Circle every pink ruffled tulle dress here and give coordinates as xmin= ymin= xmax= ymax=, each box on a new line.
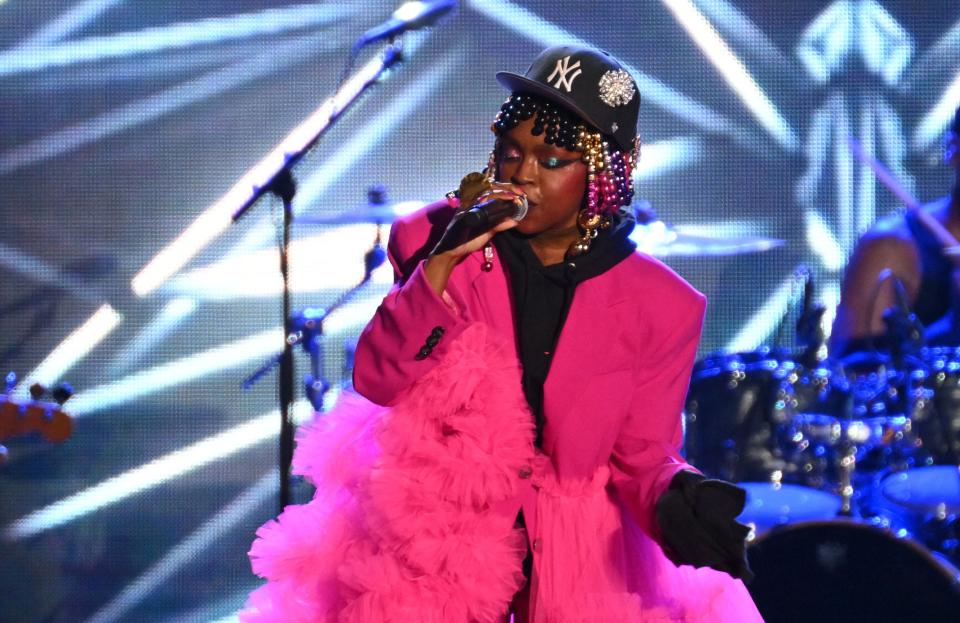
xmin=240 ymin=323 xmax=763 ymax=622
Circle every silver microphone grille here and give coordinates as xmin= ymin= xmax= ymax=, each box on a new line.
xmin=512 ymin=195 xmax=529 ymax=221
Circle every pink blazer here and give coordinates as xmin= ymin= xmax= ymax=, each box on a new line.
xmin=353 ymin=199 xmax=705 ymax=547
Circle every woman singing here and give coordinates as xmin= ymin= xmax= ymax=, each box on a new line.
xmin=242 ymin=45 xmax=762 ymax=622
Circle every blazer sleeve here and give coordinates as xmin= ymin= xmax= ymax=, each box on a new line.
xmin=609 ymin=289 xmax=706 ymax=544
xmin=352 ymin=214 xmax=475 ymax=406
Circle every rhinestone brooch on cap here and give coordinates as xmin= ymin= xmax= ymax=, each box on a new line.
xmin=598 ymin=69 xmax=635 ymax=107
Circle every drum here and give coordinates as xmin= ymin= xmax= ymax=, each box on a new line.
xmin=843 ymin=414 xmax=918 ymax=472
xmin=685 ymin=350 xmax=849 ymax=487
xmin=775 ymin=412 xmax=842 ymax=490
xmin=738 ymin=482 xmax=841 ymax=534
xmin=686 ymin=348 xmax=923 ymax=525
xmin=867 ymin=465 xmax=960 ymax=565
xmin=684 ymin=348 xmax=789 ymax=483
xmin=687 ymin=350 xmax=849 ymax=527
xmin=747 ymin=520 xmax=960 ymax=623
xmin=909 ymin=348 xmax=960 ymax=465
xmin=776 ymin=358 xmax=850 ymax=423
xmin=839 ymin=350 xmax=911 ymax=420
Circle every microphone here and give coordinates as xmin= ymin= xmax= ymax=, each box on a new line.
xmin=880 ymin=270 xmax=925 ymax=359
xmin=433 ymin=196 xmax=528 ymax=254
xmin=794 ymin=266 xmax=826 ymax=366
xmin=352 ymin=1 xmax=456 ymax=53
xmin=802 ymin=269 xmax=813 ymax=315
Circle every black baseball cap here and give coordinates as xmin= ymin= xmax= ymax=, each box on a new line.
xmin=496 ymin=45 xmax=640 ymax=152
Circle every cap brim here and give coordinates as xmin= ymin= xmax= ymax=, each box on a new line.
xmin=495 ymin=71 xmax=604 ymax=136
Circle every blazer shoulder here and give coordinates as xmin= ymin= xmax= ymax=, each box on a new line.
xmin=618 ymin=251 xmax=705 ymax=308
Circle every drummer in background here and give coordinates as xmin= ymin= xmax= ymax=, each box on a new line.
xmin=831 ymin=106 xmax=960 ymax=355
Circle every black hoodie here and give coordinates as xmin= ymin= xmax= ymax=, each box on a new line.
xmin=493 ymin=209 xmax=637 ymax=447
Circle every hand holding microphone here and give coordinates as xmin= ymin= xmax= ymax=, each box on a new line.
xmin=424 ymin=174 xmax=527 ymax=296
xmin=432 ymin=192 xmax=528 ymax=255
xmin=431 ymin=171 xmax=527 ymax=258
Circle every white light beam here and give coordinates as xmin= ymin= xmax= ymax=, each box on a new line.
xmin=132 ymin=46 xmax=456 ymax=296
xmin=68 ymin=328 xmax=284 ymax=417
xmin=694 ymin=0 xmax=797 ymax=70
xmin=661 ymin=0 xmax=799 ymax=151
xmin=83 ymin=471 xmax=276 ymax=623
xmin=467 ymin=0 xmax=748 ymax=140
xmin=726 ymin=274 xmax=800 ymax=352
xmin=0 ymin=34 xmax=329 ymax=178
xmin=129 ymin=45 xmax=407 ymax=297
xmin=13 ymin=0 xmax=127 ymax=50
xmin=4 ymin=403 xmax=310 ymax=540
xmin=805 ymin=209 xmax=846 ymax=271
xmin=14 ymin=304 xmax=121 ymax=399
xmin=0 ymin=3 xmax=354 ymax=77
xmin=0 ymin=242 xmax=103 ymax=302
xmin=913 ymin=69 xmax=960 ymax=152
xmin=107 ymin=297 xmax=198 ymax=374
xmin=69 ymin=297 xmax=378 ymax=417
xmin=635 ymin=137 xmax=704 ymax=180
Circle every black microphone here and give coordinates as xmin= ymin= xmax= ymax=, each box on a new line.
xmin=802 ymin=269 xmax=813 ymax=315
xmin=352 ymin=0 xmax=456 ymax=53
xmin=881 ymin=270 xmax=925 ymax=359
xmin=794 ymin=266 xmax=826 ymax=365
xmin=891 ymin=276 xmax=911 ymax=316
xmin=433 ymin=196 xmax=528 ymax=254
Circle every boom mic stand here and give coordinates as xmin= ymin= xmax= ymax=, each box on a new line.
xmin=228 ymin=42 xmax=403 ymax=512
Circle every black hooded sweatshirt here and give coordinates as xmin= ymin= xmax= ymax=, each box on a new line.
xmin=492 ymin=209 xmax=637 ymax=447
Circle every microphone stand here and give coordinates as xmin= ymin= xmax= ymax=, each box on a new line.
xmin=228 ymin=42 xmax=404 ymax=512
xmin=244 ymin=230 xmax=385 ymax=395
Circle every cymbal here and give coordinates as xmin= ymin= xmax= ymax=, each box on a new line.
xmin=295 ymin=205 xmax=402 ymax=225
xmin=632 ymin=221 xmax=785 ymax=257
xmin=297 ymin=202 xmax=785 ymax=257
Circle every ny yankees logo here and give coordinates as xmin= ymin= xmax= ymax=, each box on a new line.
xmin=547 ymin=55 xmax=582 ymax=92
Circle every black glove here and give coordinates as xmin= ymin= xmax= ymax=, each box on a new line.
xmin=655 ymin=470 xmax=754 ymax=582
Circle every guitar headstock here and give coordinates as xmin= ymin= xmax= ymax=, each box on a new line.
xmin=0 ymin=376 xmax=74 ymax=461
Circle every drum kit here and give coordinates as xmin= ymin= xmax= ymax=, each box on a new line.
xmin=684 ymin=339 xmax=960 ymax=610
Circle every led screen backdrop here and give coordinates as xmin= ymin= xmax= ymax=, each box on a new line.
xmin=2 ymin=1 xmax=959 ymax=621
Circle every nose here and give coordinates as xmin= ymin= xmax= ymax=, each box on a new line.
xmin=510 ymin=154 xmax=536 ymax=186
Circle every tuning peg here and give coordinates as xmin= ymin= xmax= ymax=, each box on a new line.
xmin=29 ymin=383 xmax=46 ymax=401
xmin=52 ymin=383 xmax=74 ymax=406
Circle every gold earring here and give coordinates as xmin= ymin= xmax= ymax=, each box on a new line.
xmin=567 ymin=209 xmax=609 ymax=258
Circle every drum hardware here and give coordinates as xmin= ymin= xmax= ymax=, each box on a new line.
xmin=837 ymin=441 xmax=856 ymax=515
xmin=685 ymin=345 xmax=933 ymax=531
xmin=294 ymin=185 xmax=411 ymax=227
xmin=794 ymin=266 xmax=827 ymax=370
xmin=879 ymin=270 xmax=926 ymax=363
xmin=241 ymin=199 xmax=389 ymax=412
xmin=687 ymin=342 xmax=960 ymax=576
xmin=684 ymin=348 xmax=791 ymax=484
xmin=908 ymin=350 xmax=960 ymax=465
xmin=685 ymin=350 xmax=852 ymax=532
